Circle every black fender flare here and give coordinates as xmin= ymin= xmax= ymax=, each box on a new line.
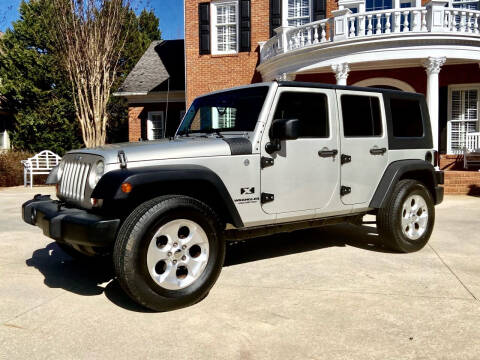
xmin=91 ymin=164 xmax=244 ymax=228
xmin=369 ymin=160 xmax=443 ymax=208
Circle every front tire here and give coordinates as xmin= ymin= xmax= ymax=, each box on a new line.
xmin=113 ymin=196 xmax=225 ymax=311
xmin=377 ymin=180 xmax=435 ymax=253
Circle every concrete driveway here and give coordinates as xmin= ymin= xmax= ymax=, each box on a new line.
xmin=0 ymin=186 xmax=479 ymax=359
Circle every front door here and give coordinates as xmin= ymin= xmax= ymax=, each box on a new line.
xmin=336 ymin=90 xmax=389 ymax=205
xmin=260 ymin=88 xmax=340 ymax=215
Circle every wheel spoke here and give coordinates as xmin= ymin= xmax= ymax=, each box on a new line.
xmin=162 ymin=263 xmax=181 ymax=288
xmin=186 ymin=254 xmax=207 ymax=278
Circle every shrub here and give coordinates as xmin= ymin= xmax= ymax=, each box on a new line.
xmin=0 ymin=150 xmax=36 ymax=187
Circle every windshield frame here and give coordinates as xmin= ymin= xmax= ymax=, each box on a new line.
xmin=176 ymin=85 xmax=271 ymax=136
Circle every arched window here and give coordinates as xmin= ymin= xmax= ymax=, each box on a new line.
xmin=352 ymin=78 xmax=416 ymax=92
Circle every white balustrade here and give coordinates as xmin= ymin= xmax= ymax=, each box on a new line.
xmin=260 ymin=6 xmax=480 ymax=63
xmin=466 ymin=132 xmax=480 ymax=151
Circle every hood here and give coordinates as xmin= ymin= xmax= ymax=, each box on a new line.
xmin=67 ymin=136 xmax=251 ymax=164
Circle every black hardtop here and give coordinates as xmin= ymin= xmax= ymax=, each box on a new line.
xmin=277 ymin=81 xmax=423 ymax=98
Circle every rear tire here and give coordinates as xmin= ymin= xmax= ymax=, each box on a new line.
xmin=113 ymin=195 xmax=225 ymax=312
xmin=377 ymin=180 xmax=435 ymax=253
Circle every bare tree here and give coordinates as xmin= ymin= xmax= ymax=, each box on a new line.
xmin=51 ymin=0 xmax=131 ymax=147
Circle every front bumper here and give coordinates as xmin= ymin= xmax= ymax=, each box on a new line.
xmin=22 ymin=195 xmax=120 ymax=247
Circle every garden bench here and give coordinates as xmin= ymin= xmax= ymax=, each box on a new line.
xmin=21 ymin=150 xmax=61 ymax=187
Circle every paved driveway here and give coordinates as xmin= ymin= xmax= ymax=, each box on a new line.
xmin=0 ymin=186 xmax=479 ymax=359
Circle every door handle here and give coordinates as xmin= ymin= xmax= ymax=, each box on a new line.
xmin=318 ymin=148 xmax=338 ymax=158
xmin=370 ymin=147 xmax=387 ymax=155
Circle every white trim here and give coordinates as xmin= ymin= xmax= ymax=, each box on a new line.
xmin=211 ymin=0 xmax=239 ymax=55
xmin=258 ymin=33 xmax=480 ymax=81
xmin=147 ymin=111 xmax=165 ymax=140
xmin=447 ymin=83 xmax=480 ymax=154
xmin=352 ymin=77 xmax=416 ymax=92
xmin=282 ymin=0 xmax=313 ymax=27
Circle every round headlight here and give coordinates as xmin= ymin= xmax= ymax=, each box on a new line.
xmin=57 ymin=161 xmax=65 ymax=181
xmin=89 ymin=160 xmax=105 ymax=188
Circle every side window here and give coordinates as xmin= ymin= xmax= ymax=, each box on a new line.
xmin=273 ymin=92 xmax=329 ymax=138
xmin=341 ymin=95 xmax=382 ymax=137
xmin=390 ymin=98 xmax=424 ymax=137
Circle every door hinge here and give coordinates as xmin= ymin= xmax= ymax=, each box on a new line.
xmin=261 ymin=156 xmax=274 ymax=169
xmin=340 ymin=186 xmax=351 ymax=196
xmin=261 ymin=193 xmax=274 ymax=204
xmin=341 ymin=154 xmax=351 ymax=165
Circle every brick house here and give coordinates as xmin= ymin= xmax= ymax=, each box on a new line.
xmin=185 ymin=0 xmax=480 ymax=193
xmin=115 ymin=40 xmax=186 ymax=141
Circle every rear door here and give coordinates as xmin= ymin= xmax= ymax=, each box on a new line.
xmin=336 ymin=90 xmax=389 ymax=205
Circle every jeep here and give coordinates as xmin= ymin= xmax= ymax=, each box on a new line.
xmin=22 ymin=81 xmax=444 ymax=311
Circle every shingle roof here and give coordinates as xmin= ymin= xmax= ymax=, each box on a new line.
xmin=116 ymin=39 xmax=185 ymax=95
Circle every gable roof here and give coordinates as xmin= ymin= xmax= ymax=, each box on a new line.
xmin=115 ymin=39 xmax=185 ymax=95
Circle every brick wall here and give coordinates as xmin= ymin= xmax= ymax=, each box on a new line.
xmin=444 ymin=171 xmax=480 ymax=195
xmin=185 ymin=0 xmax=269 ymax=106
xmin=128 ymin=102 xmax=186 ymax=142
xmin=186 ymin=0 xmax=343 ymax=106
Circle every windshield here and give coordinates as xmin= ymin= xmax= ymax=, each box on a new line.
xmin=177 ymin=86 xmax=270 ymax=135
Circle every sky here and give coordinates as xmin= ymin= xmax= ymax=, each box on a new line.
xmin=0 ymin=0 xmax=184 ymax=40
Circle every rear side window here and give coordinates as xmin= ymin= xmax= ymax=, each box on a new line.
xmin=273 ymin=92 xmax=329 ymax=138
xmin=341 ymin=95 xmax=382 ymax=137
xmin=390 ymin=98 xmax=424 ymax=137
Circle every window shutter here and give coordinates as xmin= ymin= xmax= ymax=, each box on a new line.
xmin=312 ymin=0 xmax=326 ymax=21
xmin=270 ymin=0 xmax=282 ymax=37
xmin=239 ymin=0 xmax=251 ymax=52
xmin=199 ymin=2 xmax=210 ymax=55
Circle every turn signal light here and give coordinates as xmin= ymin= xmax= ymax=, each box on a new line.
xmin=121 ymin=182 xmax=132 ymax=193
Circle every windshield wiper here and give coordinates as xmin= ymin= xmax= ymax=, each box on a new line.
xmin=203 ymin=128 xmax=224 ymax=138
xmin=177 ymin=129 xmax=190 ymax=137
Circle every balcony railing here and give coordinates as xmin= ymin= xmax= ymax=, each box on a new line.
xmin=260 ymin=5 xmax=480 ymax=63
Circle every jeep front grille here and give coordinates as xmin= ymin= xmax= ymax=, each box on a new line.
xmin=59 ymin=160 xmax=91 ymax=201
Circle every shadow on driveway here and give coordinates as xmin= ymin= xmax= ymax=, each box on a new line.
xmin=26 ymin=224 xmax=392 ymax=312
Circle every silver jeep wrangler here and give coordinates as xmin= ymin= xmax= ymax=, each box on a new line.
xmin=22 ymin=81 xmax=444 ymax=311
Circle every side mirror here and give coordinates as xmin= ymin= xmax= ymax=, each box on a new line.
xmin=265 ymin=119 xmax=300 ymax=154
xmin=271 ymin=118 xmax=300 ymax=140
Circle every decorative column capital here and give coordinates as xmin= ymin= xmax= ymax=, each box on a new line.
xmin=423 ymin=57 xmax=446 ymax=75
xmin=331 ymin=63 xmax=350 ymax=82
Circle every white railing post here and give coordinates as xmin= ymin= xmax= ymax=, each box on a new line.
xmin=367 ymin=14 xmax=373 ymax=35
xmin=358 ymin=15 xmax=366 ymax=36
xmin=425 ymin=0 xmax=449 ymax=32
xmin=393 ymin=11 xmax=401 ymax=33
xmin=385 ymin=12 xmax=392 ymax=34
xmin=330 ymin=8 xmax=353 ymax=41
xmin=376 ymin=13 xmax=382 ymax=34
xmin=274 ymin=26 xmax=294 ymax=54
xmin=403 ymin=10 xmax=410 ymax=32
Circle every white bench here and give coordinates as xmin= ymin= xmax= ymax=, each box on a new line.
xmin=21 ymin=150 xmax=61 ymax=187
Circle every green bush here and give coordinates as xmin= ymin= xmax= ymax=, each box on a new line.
xmin=0 ymin=150 xmax=35 ymax=187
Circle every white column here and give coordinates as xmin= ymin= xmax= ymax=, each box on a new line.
xmin=423 ymin=56 xmax=446 ymax=151
xmin=331 ymin=63 xmax=350 ymax=85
